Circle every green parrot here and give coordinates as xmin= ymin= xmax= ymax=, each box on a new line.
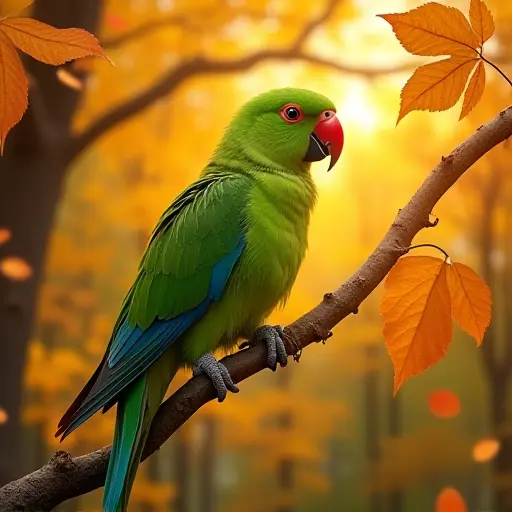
xmin=56 ymin=87 xmax=344 ymax=512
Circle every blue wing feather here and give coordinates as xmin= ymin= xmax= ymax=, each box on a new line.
xmin=57 ymin=237 xmax=245 ymax=440
xmin=108 ymin=236 xmax=244 ymax=367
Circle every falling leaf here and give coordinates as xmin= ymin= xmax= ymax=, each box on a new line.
xmin=0 ymin=228 xmax=11 ymax=245
xmin=378 ymin=3 xmax=479 ymax=58
xmin=446 ymin=261 xmax=491 ymax=344
xmin=435 ymin=487 xmax=467 ymax=512
xmin=0 ymin=30 xmax=28 ymax=154
xmin=381 ymin=256 xmax=452 ymax=393
xmin=0 ymin=256 xmax=32 ymax=280
xmin=105 ymin=11 xmax=129 ymax=31
xmin=469 ymin=0 xmax=495 ymax=45
xmin=473 ymin=438 xmax=500 ymax=462
xmin=0 ymin=407 xmax=8 ymax=425
xmin=428 ymin=389 xmax=461 ymax=418
xmin=398 ymin=56 xmax=477 ymax=123
xmin=459 ymin=60 xmax=486 ymax=120
xmin=0 ymin=18 xmax=110 ymax=65
xmin=56 ymin=68 xmax=83 ymax=90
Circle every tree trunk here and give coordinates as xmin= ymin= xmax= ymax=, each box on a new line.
xmin=198 ymin=417 xmax=217 ymax=512
xmin=363 ymin=344 xmax=383 ymax=512
xmin=174 ymin=429 xmax=191 ymax=512
xmin=0 ymin=146 xmax=67 ymax=485
xmin=387 ymin=369 xmax=402 ymax=512
xmin=276 ymin=369 xmax=294 ymax=512
xmin=490 ymin=369 xmax=512 ymax=512
xmin=0 ymin=0 xmax=103 ymax=485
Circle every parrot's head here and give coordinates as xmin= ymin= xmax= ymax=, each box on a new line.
xmin=218 ymin=88 xmax=344 ymax=172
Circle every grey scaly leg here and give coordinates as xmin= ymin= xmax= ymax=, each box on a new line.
xmin=250 ymin=325 xmax=288 ymax=371
xmin=193 ymin=353 xmax=239 ymax=402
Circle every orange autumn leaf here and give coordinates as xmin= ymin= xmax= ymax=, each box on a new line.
xmin=397 ymin=56 xmax=477 ymax=122
xmin=0 ymin=18 xmax=110 ymax=65
xmin=435 ymin=487 xmax=467 ymax=512
xmin=380 ymin=1 xmax=503 ymax=122
xmin=0 ymin=407 xmax=8 ymax=425
xmin=0 ymin=30 xmax=27 ymax=155
xmin=378 ymin=3 xmax=479 ymax=58
xmin=472 ymin=438 xmax=500 ymax=462
xmin=0 ymin=16 xmax=110 ymax=152
xmin=446 ymin=261 xmax=491 ymax=344
xmin=460 ymin=60 xmax=486 ymax=120
xmin=428 ymin=389 xmax=461 ymax=418
xmin=469 ymin=0 xmax=495 ymax=45
xmin=0 ymin=256 xmax=32 ymax=280
xmin=380 ymin=256 xmax=452 ymax=393
xmin=56 ymin=68 xmax=83 ymax=91
xmin=0 ymin=228 xmax=11 ymax=245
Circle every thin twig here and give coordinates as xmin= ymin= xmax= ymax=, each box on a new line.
xmin=480 ymin=54 xmax=512 ymax=88
xmin=407 ymin=243 xmax=450 ymax=260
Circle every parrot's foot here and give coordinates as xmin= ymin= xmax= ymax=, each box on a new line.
xmin=193 ymin=353 xmax=239 ymax=402
xmin=251 ymin=325 xmax=288 ymax=371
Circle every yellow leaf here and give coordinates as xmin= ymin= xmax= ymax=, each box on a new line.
xmin=0 ymin=18 xmax=111 ymax=65
xmin=0 ymin=228 xmax=11 ymax=245
xmin=380 ymin=256 xmax=452 ymax=393
xmin=472 ymin=438 xmax=500 ymax=462
xmin=0 ymin=256 xmax=32 ymax=280
xmin=378 ymin=3 xmax=479 ymax=58
xmin=398 ymin=57 xmax=477 ymax=123
xmin=469 ymin=0 xmax=495 ymax=45
xmin=0 ymin=30 xmax=27 ymax=154
xmin=446 ymin=261 xmax=491 ymax=344
xmin=56 ymin=67 xmax=82 ymax=90
xmin=459 ymin=60 xmax=486 ymax=120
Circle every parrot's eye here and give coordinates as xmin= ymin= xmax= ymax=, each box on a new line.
xmin=280 ymin=104 xmax=304 ymax=123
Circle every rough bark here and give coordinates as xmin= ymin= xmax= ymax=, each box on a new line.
xmin=1 ymin=106 xmax=510 ymax=512
xmin=0 ymin=1 xmax=104 ymax=486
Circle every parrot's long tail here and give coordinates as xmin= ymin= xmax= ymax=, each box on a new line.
xmin=103 ymin=352 xmax=179 ymax=512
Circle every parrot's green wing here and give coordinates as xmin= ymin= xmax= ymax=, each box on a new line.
xmin=56 ymin=170 xmax=250 ymax=438
xmin=127 ymin=171 xmax=247 ymax=329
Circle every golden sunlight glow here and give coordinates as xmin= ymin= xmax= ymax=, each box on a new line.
xmin=335 ymin=79 xmax=379 ymax=131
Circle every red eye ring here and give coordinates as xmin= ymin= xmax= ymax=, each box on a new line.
xmin=280 ymin=103 xmax=304 ymax=123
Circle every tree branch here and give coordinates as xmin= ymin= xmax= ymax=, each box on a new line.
xmin=101 ymin=6 xmax=283 ymax=49
xmin=68 ymin=0 xmax=411 ymax=164
xmin=2 ymin=106 xmax=511 ymax=511
xmin=102 ymin=13 xmax=203 ymax=49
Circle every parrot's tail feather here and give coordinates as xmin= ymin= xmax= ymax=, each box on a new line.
xmin=103 ymin=353 xmax=179 ymax=512
xmin=103 ymin=377 xmax=146 ymax=512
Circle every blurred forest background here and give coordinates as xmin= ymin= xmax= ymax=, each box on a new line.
xmin=0 ymin=0 xmax=510 ymax=510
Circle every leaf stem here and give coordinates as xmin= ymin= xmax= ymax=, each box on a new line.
xmin=407 ymin=243 xmax=450 ymax=261
xmin=479 ymin=53 xmax=512 ymax=88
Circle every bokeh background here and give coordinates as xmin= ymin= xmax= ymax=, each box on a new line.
xmin=0 ymin=0 xmax=511 ymax=510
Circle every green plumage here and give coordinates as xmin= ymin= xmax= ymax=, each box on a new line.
xmin=56 ymin=88 xmax=337 ymax=512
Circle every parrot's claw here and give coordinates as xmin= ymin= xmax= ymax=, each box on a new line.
xmin=193 ymin=353 xmax=239 ymax=402
xmin=252 ymin=325 xmax=288 ymax=371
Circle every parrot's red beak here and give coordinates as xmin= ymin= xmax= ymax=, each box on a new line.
xmin=303 ymin=110 xmax=344 ymax=171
